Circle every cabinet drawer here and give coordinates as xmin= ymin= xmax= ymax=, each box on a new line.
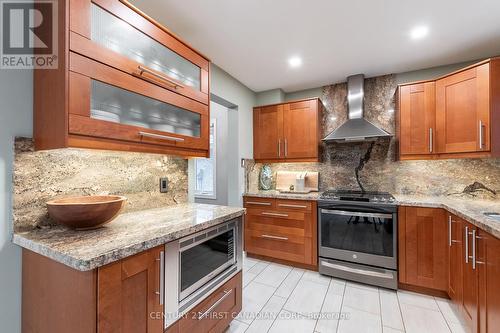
xmin=243 ymin=197 xmax=276 ymax=209
xmin=68 ymin=52 xmax=209 ymax=152
xmin=245 ymin=229 xmax=312 ymax=264
xmin=179 ymin=272 xmax=242 ymax=333
xmin=69 ymin=0 xmax=209 ymax=105
xmin=245 ymin=210 xmax=311 ymax=237
xmin=276 ymin=199 xmax=313 ymax=212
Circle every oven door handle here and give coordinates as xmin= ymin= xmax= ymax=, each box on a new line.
xmin=321 ymin=209 xmax=393 ymax=219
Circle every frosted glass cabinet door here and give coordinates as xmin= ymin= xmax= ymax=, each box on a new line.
xmin=68 ymin=52 xmax=209 ymax=154
xmin=69 ymin=0 xmax=210 ymax=105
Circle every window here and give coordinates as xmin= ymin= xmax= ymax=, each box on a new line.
xmin=194 ymin=119 xmax=216 ymax=198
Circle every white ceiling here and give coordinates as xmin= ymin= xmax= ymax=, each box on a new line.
xmin=132 ymin=0 xmax=500 ymax=92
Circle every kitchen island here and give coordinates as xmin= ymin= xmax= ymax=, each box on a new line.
xmin=13 ymin=203 xmax=245 ymax=333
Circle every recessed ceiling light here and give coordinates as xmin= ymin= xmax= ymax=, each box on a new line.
xmin=288 ymin=56 xmax=302 ymax=68
xmin=410 ymin=25 xmax=429 ymax=40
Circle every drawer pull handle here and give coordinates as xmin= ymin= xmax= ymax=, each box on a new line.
xmin=138 ymin=65 xmax=184 ymax=89
xmin=261 ymin=234 xmax=289 ymax=241
xmin=261 ymin=212 xmax=289 ymax=217
xmin=197 ymin=289 xmax=232 ymax=320
xmin=278 ymin=204 xmax=308 ymax=209
xmin=139 ymin=131 xmax=185 ymax=142
xmin=246 ymin=201 xmax=272 ymax=206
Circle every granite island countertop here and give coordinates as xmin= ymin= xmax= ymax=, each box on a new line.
xmin=244 ymin=191 xmax=500 ymax=238
xmin=12 ymin=203 xmax=245 ymax=271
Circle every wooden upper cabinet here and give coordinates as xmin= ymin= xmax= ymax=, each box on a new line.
xmin=253 ymin=105 xmax=283 ymax=160
xmin=253 ymin=98 xmax=321 ymax=162
xmin=398 ymin=206 xmax=448 ymax=292
xmin=34 ymin=0 xmax=210 ymax=157
xmin=69 ymin=0 xmax=209 ymax=105
xmin=477 ymin=229 xmax=500 ymax=333
xmin=398 ymin=82 xmax=436 ymax=157
xmin=283 ymin=100 xmax=320 ymax=159
xmin=98 ymin=246 xmax=164 ymax=333
xmin=436 ymin=63 xmax=490 ymax=154
xmin=397 ymin=58 xmax=500 ymax=160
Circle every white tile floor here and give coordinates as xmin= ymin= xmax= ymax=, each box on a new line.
xmin=228 ymin=255 xmax=469 ymax=333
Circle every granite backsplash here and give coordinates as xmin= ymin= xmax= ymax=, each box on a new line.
xmin=246 ymin=74 xmax=500 ymax=200
xmin=13 ymin=138 xmax=188 ymax=232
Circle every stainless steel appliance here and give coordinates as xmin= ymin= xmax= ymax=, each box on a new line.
xmin=164 ymin=217 xmax=243 ymax=328
xmin=318 ymin=190 xmax=398 ymax=289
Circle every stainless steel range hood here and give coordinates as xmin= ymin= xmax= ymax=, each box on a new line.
xmin=322 ymin=74 xmax=392 ymax=142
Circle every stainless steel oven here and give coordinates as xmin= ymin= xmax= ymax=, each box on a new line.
xmin=318 ymin=195 xmax=398 ymax=289
xmin=164 ymin=217 xmax=243 ymax=328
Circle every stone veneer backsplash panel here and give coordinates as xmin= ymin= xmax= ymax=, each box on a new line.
xmin=13 ymin=138 xmax=188 ymax=232
xmin=246 ymin=74 xmax=500 ymax=200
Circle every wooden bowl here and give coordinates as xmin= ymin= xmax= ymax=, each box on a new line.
xmin=46 ymin=195 xmax=127 ymax=230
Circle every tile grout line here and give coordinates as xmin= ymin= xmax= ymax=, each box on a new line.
xmin=335 ymin=277 xmax=348 ymax=333
xmin=433 ymin=296 xmax=455 ymax=333
xmin=395 ymin=291 xmax=407 ymax=333
xmin=313 ymin=276 xmax=333 ymax=333
xmin=377 ymin=287 xmax=384 ymax=333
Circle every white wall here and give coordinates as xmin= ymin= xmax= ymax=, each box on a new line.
xmin=0 ymin=69 xmax=33 ymax=333
xmin=210 ymin=64 xmax=256 ymax=206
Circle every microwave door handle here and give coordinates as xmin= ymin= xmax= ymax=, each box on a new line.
xmin=321 ymin=209 xmax=393 ymax=219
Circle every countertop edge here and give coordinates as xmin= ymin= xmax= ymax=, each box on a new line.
xmin=12 ymin=209 xmax=245 ymax=271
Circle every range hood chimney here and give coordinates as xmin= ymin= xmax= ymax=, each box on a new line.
xmin=322 ymin=74 xmax=392 ymax=142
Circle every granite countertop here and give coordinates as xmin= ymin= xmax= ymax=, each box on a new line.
xmin=244 ymin=190 xmax=499 ymax=238
xmin=12 ymin=203 xmax=245 ymax=271
xmin=243 ymin=190 xmax=321 ymax=200
xmin=394 ymin=195 xmax=500 ymax=239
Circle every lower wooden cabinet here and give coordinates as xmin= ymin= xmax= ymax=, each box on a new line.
xmin=448 ymin=214 xmax=464 ymax=306
xmin=398 ymin=206 xmax=448 ymax=292
xmin=97 ymin=246 xmax=164 ymax=333
xmin=478 ymin=229 xmax=500 ymax=333
xmin=243 ymin=196 xmax=317 ymax=267
xmin=462 ymin=221 xmax=479 ymax=333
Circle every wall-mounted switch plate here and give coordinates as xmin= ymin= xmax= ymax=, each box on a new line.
xmin=160 ymin=177 xmax=168 ymax=193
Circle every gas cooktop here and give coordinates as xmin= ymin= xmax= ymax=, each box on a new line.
xmin=319 ymin=189 xmax=396 ymax=204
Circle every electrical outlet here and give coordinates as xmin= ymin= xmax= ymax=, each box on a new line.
xmin=160 ymin=177 xmax=168 ymax=193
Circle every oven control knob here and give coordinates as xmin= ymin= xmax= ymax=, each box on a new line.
xmin=372 ymin=197 xmax=379 ymax=202
xmin=352 ymin=254 xmax=358 ymax=259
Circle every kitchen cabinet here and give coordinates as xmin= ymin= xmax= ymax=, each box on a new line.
xmin=436 ymin=63 xmax=490 ymax=155
xmin=478 ymin=229 xmax=500 ymax=333
xmin=398 ymin=206 xmax=448 ymax=292
xmin=34 ymin=0 xmax=210 ymax=157
xmin=462 ymin=221 xmax=479 ymax=333
xmin=396 ymin=58 xmax=500 ymax=160
xmin=397 ymin=82 xmax=436 ymax=158
xmin=253 ymin=98 xmax=322 ymax=162
xmin=22 ymin=245 xmax=243 ymax=333
xmin=243 ymin=196 xmax=317 ymax=268
xmin=448 ymin=214 xmax=463 ymax=306
xmin=97 ymin=246 xmax=164 ymax=333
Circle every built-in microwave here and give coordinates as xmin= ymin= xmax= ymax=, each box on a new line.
xmin=163 ymin=217 xmax=243 ymax=328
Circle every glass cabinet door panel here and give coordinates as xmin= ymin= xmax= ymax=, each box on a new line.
xmin=91 ymin=4 xmax=201 ymax=90
xmin=91 ymin=80 xmax=201 ymax=138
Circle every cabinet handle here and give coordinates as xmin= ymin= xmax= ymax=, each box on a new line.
xmin=479 ymin=120 xmax=485 ymax=150
xmin=137 ymin=65 xmax=184 ymax=89
xmin=139 ymin=131 xmax=185 ymax=142
xmin=278 ymin=203 xmax=308 ymax=209
xmin=284 ymin=138 xmax=288 ymax=157
xmin=155 ymin=251 xmax=164 ymax=305
xmin=261 ymin=234 xmax=289 ymax=241
xmin=471 ymin=229 xmax=476 ymax=270
xmin=465 ymin=226 xmax=469 ymax=264
xmin=429 ymin=128 xmax=433 ymax=153
xmin=278 ymin=139 xmax=281 ymax=157
xmin=448 ymin=216 xmax=460 ymax=246
xmin=197 ymin=289 xmax=232 ymax=320
xmin=246 ymin=201 xmax=272 ymax=206
xmin=261 ymin=212 xmax=289 ymax=217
